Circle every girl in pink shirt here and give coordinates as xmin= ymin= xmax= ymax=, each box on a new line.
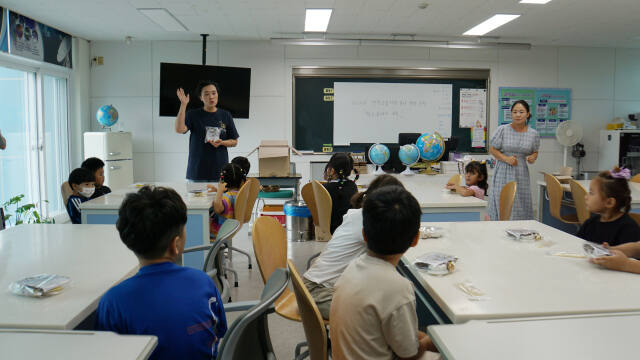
xmin=446 ymin=161 xmax=488 ymax=200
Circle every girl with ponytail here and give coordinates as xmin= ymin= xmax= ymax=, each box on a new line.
xmin=323 ymin=153 xmax=359 ymax=234
xmin=210 ymin=163 xmax=246 ymax=239
xmin=576 ymin=166 xmax=640 ymax=246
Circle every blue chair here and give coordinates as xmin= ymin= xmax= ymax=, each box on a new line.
xmin=217 ymin=268 xmax=289 ymax=360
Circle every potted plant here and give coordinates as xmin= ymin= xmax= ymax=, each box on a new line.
xmin=2 ymin=194 xmax=53 ymax=227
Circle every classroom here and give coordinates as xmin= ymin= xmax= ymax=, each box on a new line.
xmin=1 ymin=0 xmax=640 ymax=359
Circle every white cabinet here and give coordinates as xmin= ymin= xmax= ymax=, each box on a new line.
xmin=84 ymin=132 xmax=134 ymax=189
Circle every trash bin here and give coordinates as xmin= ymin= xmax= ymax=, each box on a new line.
xmin=284 ymin=200 xmax=313 ymax=242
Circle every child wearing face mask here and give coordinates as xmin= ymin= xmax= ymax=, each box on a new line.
xmin=66 ymin=168 xmax=96 ymax=224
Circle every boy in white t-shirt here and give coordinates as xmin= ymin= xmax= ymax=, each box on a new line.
xmin=330 ymin=186 xmax=440 ymax=360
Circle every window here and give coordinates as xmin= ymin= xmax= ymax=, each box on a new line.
xmin=0 ymin=63 xmax=70 ymax=220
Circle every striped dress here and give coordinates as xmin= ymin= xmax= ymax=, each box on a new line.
xmin=488 ymin=124 xmax=540 ymax=220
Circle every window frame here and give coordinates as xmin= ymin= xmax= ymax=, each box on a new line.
xmin=0 ymin=51 xmax=72 ymax=218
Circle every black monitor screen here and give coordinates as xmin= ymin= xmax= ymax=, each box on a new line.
xmin=159 ymin=62 xmax=251 ymax=118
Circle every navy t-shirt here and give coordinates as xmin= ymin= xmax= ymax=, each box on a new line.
xmin=576 ymin=213 xmax=640 ymax=246
xmin=96 ymin=262 xmax=227 ymax=360
xmin=324 ymin=180 xmax=358 ymax=234
xmin=185 ymin=108 xmax=239 ymax=181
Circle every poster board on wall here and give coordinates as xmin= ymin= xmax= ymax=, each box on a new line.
xmin=498 ymin=87 xmax=571 ymax=138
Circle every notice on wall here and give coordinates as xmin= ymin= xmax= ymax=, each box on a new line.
xmin=498 ymin=87 xmax=571 ymax=138
xmin=459 ymin=88 xmax=487 ymax=128
xmin=471 ymin=124 xmax=486 ymax=148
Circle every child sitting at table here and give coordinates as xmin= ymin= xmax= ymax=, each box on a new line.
xmin=96 ymin=186 xmax=227 ymax=360
xmin=81 ymin=157 xmax=112 ymax=198
xmin=445 ymin=161 xmax=488 ymax=200
xmin=303 ymin=174 xmax=404 ymax=319
xmin=323 ymin=152 xmax=359 ymax=234
xmin=66 ymin=168 xmax=95 ymax=224
xmin=330 ymin=186 xmax=440 ymax=360
xmin=210 ymin=163 xmax=245 ymax=239
xmin=590 ymin=241 xmax=640 ymax=274
xmin=576 ymin=167 xmax=640 ymax=246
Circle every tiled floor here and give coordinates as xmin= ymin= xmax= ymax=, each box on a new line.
xmin=223 ymin=223 xmax=328 ymax=359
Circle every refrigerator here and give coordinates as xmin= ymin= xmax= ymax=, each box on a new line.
xmin=84 ymin=132 xmax=134 ymax=189
xmin=599 ymin=130 xmax=640 ymax=175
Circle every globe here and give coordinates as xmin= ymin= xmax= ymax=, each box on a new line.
xmin=398 ymin=144 xmax=420 ymax=166
xmin=416 ymin=132 xmax=445 ymax=161
xmin=368 ymin=143 xmax=390 ymax=166
xmin=96 ymin=105 xmax=119 ymax=127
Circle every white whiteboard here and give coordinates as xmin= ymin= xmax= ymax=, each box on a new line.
xmin=333 ymin=82 xmax=453 ymax=145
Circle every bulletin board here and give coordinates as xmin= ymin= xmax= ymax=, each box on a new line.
xmin=498 ymin=87 xmax=571 ymax=138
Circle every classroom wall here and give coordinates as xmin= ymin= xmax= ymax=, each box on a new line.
xmin=86 ymin=40 xmax=640 ymax=212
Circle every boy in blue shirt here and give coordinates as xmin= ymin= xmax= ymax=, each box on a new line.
xmin=96 ymin=186 xmax=227 ymax=360
xmin=66 ymin=168 xmax=95 ymax=224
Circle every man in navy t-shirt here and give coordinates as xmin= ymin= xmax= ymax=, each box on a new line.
xmin=96 ymin=186 xmax=227 ymax=360
xmin=175 ymin=81 xmax=239 ymax=181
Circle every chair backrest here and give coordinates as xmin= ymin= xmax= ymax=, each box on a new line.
xmin=629 ymin=212 xmax=640 ymax=227
xmin=251 ymin=216 xmax=287 ymax=284
xmin=448 ymin=174 xmax=461 ymax=186
xmin=243 ymin=178 xmax=261 ymax=224
xmin=301 ymin=182 xmax=319 ymax=227
xmin=217 ymin=268 xmax=289 ymax=360
xmin=631 ymin=174 xmax=640 ymax=183
xmin=543 ymin=173 xmax=565 ymax=220
xmin=569 ymin=180 xmax=590 ymax=224
xmin=61 ymin=181 xmax=73 ymax=206
xmin=499 ymin=181 xmax=517 ymax=221
xmin=288 ymin=259 xmax=328 ymax=360
xmin=311 ymin=180 xmax=332 ymax=242
xmin=205 ymin=219 xmax=241 ymax=271
xmin=233 ymin=180 xmax=251 ymax=224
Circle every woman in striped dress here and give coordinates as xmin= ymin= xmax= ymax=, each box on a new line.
xmin=488 ymin=100 xmax=540 ymax=220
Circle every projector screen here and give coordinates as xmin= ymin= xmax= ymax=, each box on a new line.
xmin=333 ymin=82 xmax=452 ymax=145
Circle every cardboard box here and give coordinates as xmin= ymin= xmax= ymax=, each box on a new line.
xmin=248 ymin=140 xmax=301 ymax=177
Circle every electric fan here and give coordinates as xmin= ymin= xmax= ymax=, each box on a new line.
xmin=555 ymin=120 xmax=583 ymax=169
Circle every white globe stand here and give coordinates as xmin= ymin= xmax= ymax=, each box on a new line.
xmin=400 ymin=165 xmax=415 ymax=176
xmin=373 ymin=165 xmax=386 ymax=175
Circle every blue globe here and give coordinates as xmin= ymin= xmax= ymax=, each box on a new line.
xmin=368 ymin=143 xmax=390 ymax=166
xmin=96 ymin=105 xmax=119 ymax=127
xmin=398 ymin=144 xmax=420 ymax=166
xmin=416 ymin=132 xmax=445 ymax=161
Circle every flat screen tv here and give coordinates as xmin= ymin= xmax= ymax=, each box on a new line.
xmin=159 ymin=62 xmax=251 ymax=118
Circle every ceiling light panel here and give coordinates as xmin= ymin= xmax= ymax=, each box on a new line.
xmin=520 ymin=0 xmax=553 ymax=4
xmin=305 ymin=9 xmax=333 ymax=32
xmin=463 ymin=14 xmax=520 ymax=36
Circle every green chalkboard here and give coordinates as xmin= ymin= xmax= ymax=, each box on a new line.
xmin=293 ymin=68 xmax=489 ymax=153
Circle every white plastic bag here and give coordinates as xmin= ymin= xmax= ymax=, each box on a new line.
xmin=10 ymin=274 xmax=71 ymax=297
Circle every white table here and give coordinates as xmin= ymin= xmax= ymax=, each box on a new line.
xmin=0 ymin=329 xmax=157 ymax=360
xmin=357 ymin=174 xmax=487 ymax=221
xmin=428 ymin=314 xmax=640 ymax=360
xmin=81 ymin=182 xmax=213 ymax=269
xmin=0 ymin=225 xmax=139 ymax=330
xmin=536 ymin=179 xmax=640 ymax=232
xmin=399 ymin=220 xmax=640 ymax=325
